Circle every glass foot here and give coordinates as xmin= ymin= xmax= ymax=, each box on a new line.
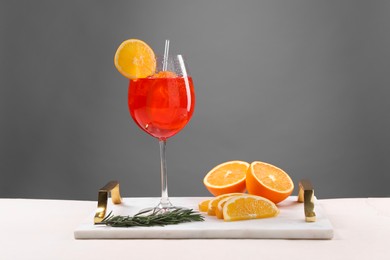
xmin=137 ymin=203 xmax=187 ymax=216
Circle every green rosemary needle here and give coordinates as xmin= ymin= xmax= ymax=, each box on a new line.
xmin=96 ymin=208 xmax=204 ymax=227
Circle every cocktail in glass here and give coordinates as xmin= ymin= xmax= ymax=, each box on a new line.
xmin=128 ymin=54 xmax=195 ymax=211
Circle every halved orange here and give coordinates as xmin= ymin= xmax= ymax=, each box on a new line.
xmin=203 ymin=161 xmax=249 ymax=196
xmin=198 ymin=199 xmax=211 ymax=212
xmin=246 ymin=161 xmax=294 ymax=204
xmin=207 ymin=193 xmax=244 ymax=216
xmin=114 ymin=39 xmax=156 ymax=79
xmin=223 ymin=194 xmax=279 ymax=221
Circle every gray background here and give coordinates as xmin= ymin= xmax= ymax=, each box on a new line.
xmin=1 ymin=0 xmax=389 ymax=200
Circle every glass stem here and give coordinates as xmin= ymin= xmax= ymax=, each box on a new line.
xmin=159 ymin=140 xmax=172 ymax=208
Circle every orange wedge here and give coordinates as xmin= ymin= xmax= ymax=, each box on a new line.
xmin=203 ymin=161 xmax=249 ymax=196
xmin=215 ymin=197 xmax=232 ymax=219
xmin=246 ymin=161 xmax=294 ymax=204
xmin=207 ymin=193 xmax=244 ymax=216
xmin=223 ymin=194 xmax=279 ymax=221
xmin=198 ymin=199 xmax=211 ymax=212
xmin=114 ymin=39 xmax=156 ymax=79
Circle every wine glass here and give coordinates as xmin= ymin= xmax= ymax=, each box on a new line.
xmin=128 ymin=54 xmax=195 ymax=212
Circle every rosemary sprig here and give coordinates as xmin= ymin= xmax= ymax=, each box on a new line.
xmin=96 ymin=208 xmax=204 ymax=227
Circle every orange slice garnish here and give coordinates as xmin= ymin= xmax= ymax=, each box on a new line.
xmin=114 ymin=39 xmax=156 ymax=79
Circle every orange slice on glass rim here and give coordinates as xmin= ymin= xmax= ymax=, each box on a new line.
xmin=114 ymin=39 xmax=156 ymax=79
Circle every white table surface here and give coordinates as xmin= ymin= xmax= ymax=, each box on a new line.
xmin=1 ymin=197 xmax=390 ymax=260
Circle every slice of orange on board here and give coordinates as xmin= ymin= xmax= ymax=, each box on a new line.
xmin=223 ymin=194 xmax=279 ymax=221
xmin=246 ymin=161 xmax=294 ymax=204
xmin=215 ymin=196 xmax=232 ymax=219
xmin=198 ymin=199 xmax=211 ymax=212
xmin=203 ymin=161 xmax=249 ymax=196
xmin=114 ymin=39 xmax=156 ymax=79
xmin=207 ymin=193 xmax=245 ymax=216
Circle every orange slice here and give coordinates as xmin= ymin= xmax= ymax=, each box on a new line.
xmin=203 ymin=161 xmax=249 ymax=196
xmin=223 ymin=194 xmax=279 ymax=221
xmin=198 ymin=199 xmax=211 ymax=212
xmin=207 ymin=193 xmax=244 ymax=216
xmin=246 ymin=161 xmax=294 ymax=204
xmin=114 ymin=39 xmax=156 ymax=79
xmin=215 ymin=197 xmax=232 ymax=219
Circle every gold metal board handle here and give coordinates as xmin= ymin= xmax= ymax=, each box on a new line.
xmin=297 ymin=179 xmax=316 ymax=222
xmin=94 ymin=180 xmax=122 ymax=224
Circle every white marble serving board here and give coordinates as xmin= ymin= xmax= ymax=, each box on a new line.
xmin=74 ymin=196 xmax=333 ymax=239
